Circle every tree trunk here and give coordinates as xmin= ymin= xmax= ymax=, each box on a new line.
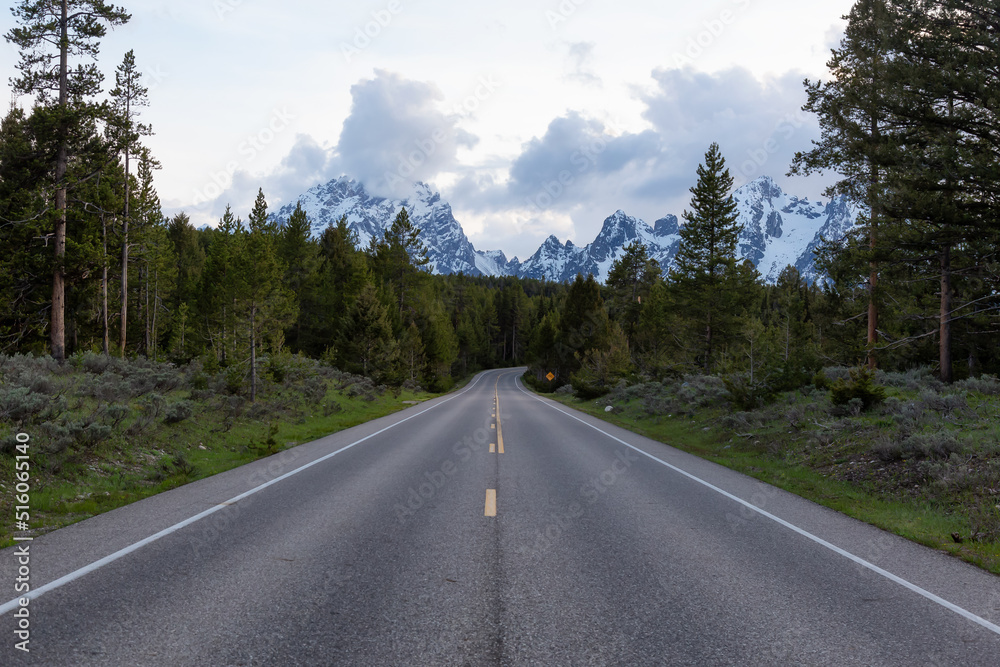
xmin=50 ymin=0 xmax=70 ymax=362
xmin=120 ymin=140 xmax=130 ymax=358
xmin=939 ymin=244 xmax=953 ymax=384
xmin=144 ymin=261 xmax=151 ymax=356
xmin=102 ymin=215 xmax=109 ymax=355
xmin=250 ymin=304 xmax=257 ymax=402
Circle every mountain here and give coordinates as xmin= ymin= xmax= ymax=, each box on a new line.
xmin=272 ymin=177 xmax=491 ymax=276
xmin=275 ymin=175 xmax=857 ymax=284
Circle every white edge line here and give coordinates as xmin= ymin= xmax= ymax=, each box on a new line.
xmin=514 ymin=377 xmax=1000 ymax=638
xmin=0 ymin=371 xmax=491 ymax=615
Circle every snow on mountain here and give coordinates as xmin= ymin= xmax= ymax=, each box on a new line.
xmin=275 ymin=175 xmax=858 ymax=284
xmin=516 ymin=177 xmax=856 ymax=284
xmin=272 ymin=176 xmax=494 ymax=276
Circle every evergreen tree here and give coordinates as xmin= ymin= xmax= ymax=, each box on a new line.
xmin=369 ymin=207 xmax=432 ymax=319
xmin=5 ymin=0 xmax=130 ymax=360
xmin=234 ymin=189 xmax=296 ymax=401
xmin=278 ymin=202 xmax=318 ymax=351
xmin=339 ymin=282 xmax=397 ymax=381
xmin=108 ymin=49 xmax=152 ymax=358
xmin=553 ymin=274 xmax=608 ymax=382
xmin=790 ymin=0 xmax=902 ymax=369
xmin=669 ymin=143 xmax=744 ymax=371
xmin=606 ymin=240 xmax=661 ymax=347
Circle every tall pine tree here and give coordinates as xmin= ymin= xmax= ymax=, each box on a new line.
xmin=669 ymin=143 xmax=743 ymax=372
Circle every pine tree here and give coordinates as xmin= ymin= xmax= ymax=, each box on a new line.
xmin=339 ymin=282 xmax=397 ymax=381
xmin=370 ymin=207 xmax=432 ymax=319
xmin=606 ymin=240 xmax=661 ymax=347
xmin=790 ymin=0 xmax=902 ymax=369
xmin=234 ymin=189 xmax=296 ymax=401
xmin=669 ymin=143 xmax=743 ymax=371
xmin=278 ymin=202 xmax=318 ymax=351
xmin=108 ymin=49 xmax=152 ymax=358
xmin=5 ymin=0 xmax=130 ymax=360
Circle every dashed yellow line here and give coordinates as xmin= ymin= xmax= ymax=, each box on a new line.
xmin=485 ymin=489 xmax=497 ymax=516
xmin=494 ymin=376 xmax=505 ymax=454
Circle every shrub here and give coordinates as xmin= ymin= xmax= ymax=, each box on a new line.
xmin=98 ymin=403 xmax=131 ymax=429
xmin=78 ymin=423 xmax=112 ymax=448
xmin=879 ymin=367 xmax=943 ymax=393
xmin=917 ymin=390 xmax=967 ymax=417
xmin=830 ymin=366 xmax=886 ymax=412
xmin=0 ymin=386 xmax=49 ymax=425
xmin=812 ymin=370 xmax=831 ymax=390
xmin=676 ymin=375 xmax=729 ymax=408
xmin=164 ymin=400 xmax=194 ymax=424
xmin=873 ymin=431 xmax=965 ymax=462
xmin=968 ymin=502 xmax=1000 ymax=543
xmin=138 ymin=393 xmax=166 ymax=421
xmin=79 ymin=351 xmax=108 ymax=374
xmin=724 ymin=373 xmax=775 ymax=411
xmin=953 ymin=375 xmax=1000 ymax=396
xmin=82 ymin=374 xmax=130 ymax=403
xmin=302 ymin=376 xmax=328 ymax=403
xmin=225 ymin=366 xmax=245 ymax=395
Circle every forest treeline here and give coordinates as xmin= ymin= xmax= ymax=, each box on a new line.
xmin=2 ymin=0 xmax=1000 ymax=404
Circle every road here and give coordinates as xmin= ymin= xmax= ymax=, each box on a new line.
xmin=2 ymin=368 xmax=1000 ymax=665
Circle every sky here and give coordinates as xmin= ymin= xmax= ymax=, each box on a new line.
xmin=1 ymin=0 xmax=857 ymax=260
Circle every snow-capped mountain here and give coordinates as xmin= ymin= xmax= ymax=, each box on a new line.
xmin=732 ymin=176 xmax=858 ymax=283
xmin=272 ymin=176 xmax=490 ymax=276
xmin=275 ymin=175 xmax=857 ymax=284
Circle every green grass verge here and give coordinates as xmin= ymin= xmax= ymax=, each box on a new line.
xmin=0 ymin=355 xmax=442 ymax=548
xmin=547 ymin=388 xmax=1000 ymax=576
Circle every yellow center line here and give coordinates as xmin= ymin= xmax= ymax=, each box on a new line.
xmin=495 ymin=377 xmax=505 ymax=454
xmin=489 ymin=442 xmax=496 ymax=453
xmin=485 ymin=489 xmax=497 ymax=516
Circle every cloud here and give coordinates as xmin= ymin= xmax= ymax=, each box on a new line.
xmin=184 ymin=134 xmax=335 ymax=224
xmin=565 ymin=42 xmax=601 ymax=86
xmin=454 ymin=66 xmax=831 ymax=257
xmin=639 ymin=66 xmax=821 ymax=191
xmin=333 ymin=69 xmax=476 ymax=197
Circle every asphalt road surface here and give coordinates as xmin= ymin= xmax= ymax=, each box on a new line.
xmin=2 ymin=368 xmax=1000 ymax=665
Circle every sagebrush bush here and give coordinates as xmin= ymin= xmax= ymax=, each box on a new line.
xmin=878 ymin=367 xmax=943 ymax=393
xmin=164 ymin=400 xmax=194 ymax=424
xmin=676 ymin=375 xmax=729 ymax=408
xmin=302 ymin=377 xmax=327 ymax=403
xmin=918 ymin=390 xmax=968 ymax=417
xmin=0 ymin=386 xmax=49 ymax=425
xmin=953 ymin=375 xmax=1000 ymax=396
xmin=873 ymin=431 xmax=965 ymax=462
xmin=82 ymin=374 xmax=130 ymax=403
xmin=98 ymin=403 xmax=131 ymax=429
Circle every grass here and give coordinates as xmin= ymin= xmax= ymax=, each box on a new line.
xmin=0 ymin=352 xmax=440 ymax=547
xmin=545 ymin=371 xmax=1000 ymax=576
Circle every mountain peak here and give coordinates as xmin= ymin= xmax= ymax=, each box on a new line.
xmin=277 ymin=174 xmax=858 ymax=285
